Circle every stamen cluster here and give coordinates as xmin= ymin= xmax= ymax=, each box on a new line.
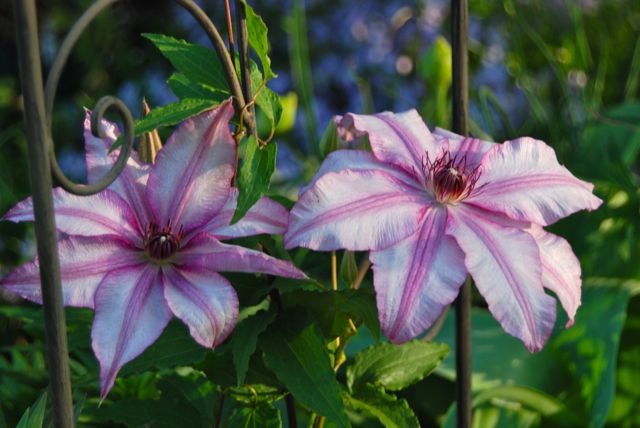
xmin=144 ymin=221 xmax=184 ymax=260
xmin=423 ymin=151 xmax=481 ymax=204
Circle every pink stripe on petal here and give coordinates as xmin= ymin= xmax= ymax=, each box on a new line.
xmin=338 ymin=110 xmax=439 ymax=175
xmin=285 ymin=169 xmax=429 ymax=251
xmin=83 ymin=108 xmax=120 ymax=162
xmin=371 ymin=207 xmax=467 ymax=343
xmin=179 ymin=233 xmax=307 ymax=279
xmin=447 ymin=204 xmax=556 ymax=352
xmin=205 ymin=189 xmax=290 ymax=239
xmin=146 ymin=101 xmax=235 ymax=232
xmin=0 ymin=236 xmax=142 ymax=308
xmin=4 ymin=188 xmax=142 ymax=244
xmin=468 ymin=137 xmax=602 ymax=226
xmin=92 ymin=264 xmax=171 ymax=399
xmin=83 ymin=110 xmax=151 ymax=226
xmin=299 ymin=150 xmax=423 ymax=195
xmin=163 ymin=266 xmax=238 ymax=348
xmin=436 ymin=131 xmax=495 ymax=170
xmin=528 ymin=226 xmax=581 ymax=327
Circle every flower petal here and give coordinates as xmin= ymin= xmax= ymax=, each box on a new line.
xmin=163 ymin=266 xmax=238 ymax=348
xmin=300 ymin=150 xmax=422 ymax=194
xmin=468 ymin=137 xmax=602 ymax=226
xmin=4 ymin=188 xmax=141 ymax=244
xmin=529 ymin=226 xmax=581 ymax=327
xmin=83 ymin=110 xmax=151 ymax=226
xmin=146 ymin=101 xmax=235 ymax=232
xmin=337 ymin=110 xmax=439 ymax=175
xmin=92 ymin=264 xmax=171 ymax=398
xmin=204 ymin=189 xmax=290 ymax=239
xmin=433 ymin=128 xmax=495 ymax=169
xmin=285 ymin=169 xmax=429 ymax=251
xmin=447 ymin=204 xmax=556 ymax=352
xmin=178 ymin=233 xmax=307 ymax=279
xmin=370 ymin=206 xmax=467 ymax=343
xmin=0 ymin=236 xmax=142 ymax=308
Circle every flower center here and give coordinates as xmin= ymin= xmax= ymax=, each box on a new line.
xmin=424 ymin=151 xmax=481 ymax=204
xmin=144 ymin=221 xmax=184 ymax=260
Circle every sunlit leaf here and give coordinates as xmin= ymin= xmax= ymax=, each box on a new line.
xmin=345 ymin=385 xmax=419 ymax=428
xmin=232 ymin=136 xmax=277 ymax=224
xmin=347 ymin=341 xmax=449 ymax=392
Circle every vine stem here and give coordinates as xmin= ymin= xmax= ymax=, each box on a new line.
xmin=234 ymin=0 xmax=257 ymax=140
xmin=352 ymin=258 xmax=371 ymax=290
xmin=423 ymin=306 xmax=449 ymax=342
xmin=223 ymin=0 xmax=235 ymax=56
xmin=330 ymin=251 xmax=338 ymax=291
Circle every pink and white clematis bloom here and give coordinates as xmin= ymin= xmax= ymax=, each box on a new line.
xmin=285 ymin=109 xmax=602 ymax=352
xmin=0 ymin=100 xmax=305 ymax=398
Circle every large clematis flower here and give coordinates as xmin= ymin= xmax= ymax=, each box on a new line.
xmin=0 ymin=100 xmax=305 ymax=397
xmin=285 ymin=109 xmax=601 ymax=352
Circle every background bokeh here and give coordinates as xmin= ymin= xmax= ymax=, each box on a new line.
xmin=0 ymin=0 xmax=639 ymax=426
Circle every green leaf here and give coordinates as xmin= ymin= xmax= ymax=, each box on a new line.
xmin=552 ymin=284 xmax=631 ymax=428
xmin=240 ymin=1 xmax=276 ymax=81
xmin=435 ymin=308 xmax=561 ymax=391
xmin=16 ymin=392 xmax=46 ymax=428
xmin=88 ymin=372 xmax=216 ymax=428
xmin=167 ymin=73 xmax=226 ymax=101
xmin=417 ymin=36 xmax=452 ymax=89
xmin=249 ymin=61 xmax=282 ymax=131
xmin=237 ymin=298 xmax=271 ymax=323
xmin=225 ymin=402 xmax=281 ymax=428
xmin=275 ymin=92 xmax=297 ymax=134
xmin=340 ymin=252 xmax=359 ymax=286
xmin=260 ymin=311 xmax=349 ymax=427
xmin=345 ymin=385 xmax=419 ymax=428
xmin=281 ymin=289 xmax=379 ymax=340
xmin=347 ymin=341 xmax=449 ymax=392
xmin=441 ymin=385 xmax=578 ymax=428
xmin=228 ymin=384 xmax=286 ymax=405
xmin=90 ymin=398 xmax=201 ymax=427
xmin=135 ymin=98 xmax=218 ymax=135
xmin=338 ymin=289 xmax=380 ymax=340
xmin=435 ymin=283 xmax=631 ymax=428
xmin=119 ymin=321 xmax=209 ymax=376
xmin=143 ymin=33 xmax=229 ymax=91
xmin=319 ymin=119 xmax=339 ymax=158
xmin=232 ymin=308 xmax=277 ymax=386
xmin=285 ymin=0 xmax=319 ymax=144
xmin=232 ymin=136 xmax=277 ymax=223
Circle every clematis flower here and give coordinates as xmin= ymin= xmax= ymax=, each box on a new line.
xmin=285 ymin=109 xmax=601 ymax=352
xmin=1 ymin=100 xmax=306 ymax=398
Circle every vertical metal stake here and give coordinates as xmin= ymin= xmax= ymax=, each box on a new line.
xmin=451 ymin=0 xmax=472 ymax=427
xmin=12 ymin=0 xmax=74 ymax=426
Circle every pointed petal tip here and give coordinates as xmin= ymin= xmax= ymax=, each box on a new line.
xmin=525 ymin=342 xmax=543 ymax=353
xmin=286 ymin=264 xmax=308 ymax=280
xmin=98 ymin=368 xmax=117 ymax=403
xmin=565 ymin=318 xmax=575 ymax=328
xmin=385 ymin=333 xmax=410 ymax=345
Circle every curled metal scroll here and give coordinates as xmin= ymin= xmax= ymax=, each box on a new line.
xmin=44 ymin=0 xmax=248 ymax=196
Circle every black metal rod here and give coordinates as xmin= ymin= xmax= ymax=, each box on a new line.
xmin=452 ymin=0 xmax=471 ymax=427
xmin=285 ymin=394 xmax=297 ymax=428
xmin=12 ymin=0 xmax=74 ymax=426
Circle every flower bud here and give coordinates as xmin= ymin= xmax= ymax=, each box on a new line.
xmin=139 ymin=98 xmax=163 ymax=164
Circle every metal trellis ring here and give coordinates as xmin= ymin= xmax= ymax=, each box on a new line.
xmin=44 ymin=0 xmax=249 ymax=196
